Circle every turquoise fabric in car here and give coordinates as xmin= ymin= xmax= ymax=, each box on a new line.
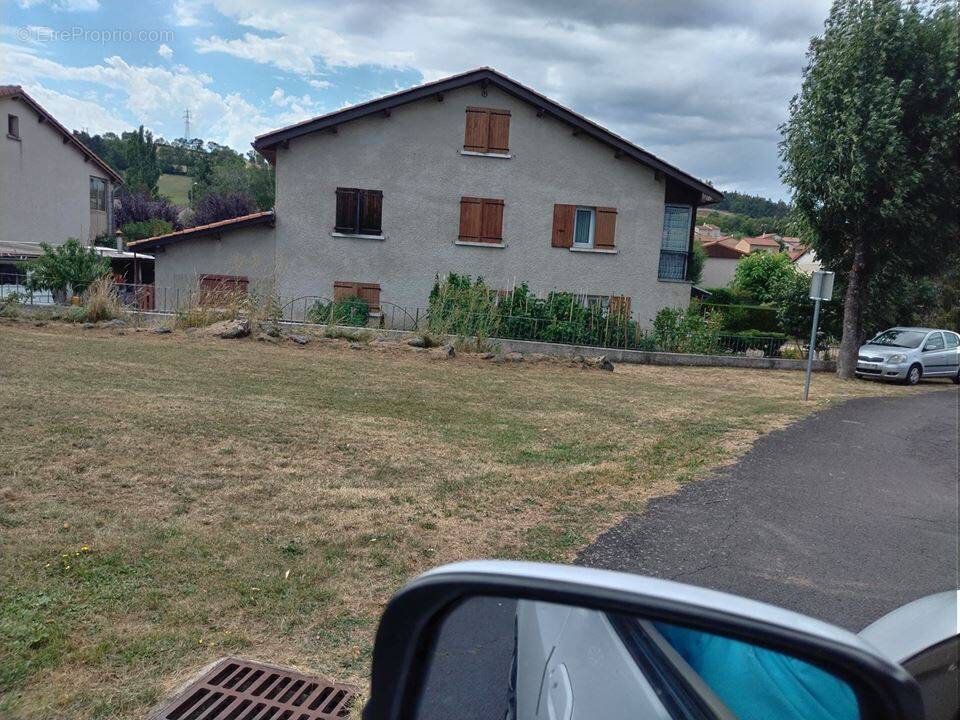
xmin=653 ymin=622 xmax=860 ymax=720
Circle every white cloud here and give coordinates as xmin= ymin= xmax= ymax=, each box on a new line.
xmin=18 ymin=0 xmax=100 ymax=10
xmin=170 ymin=0 xmax=205 ymax=27
xmin=0 ymin=43 xmax=323 ymax=149
xmin=20 ymin=83 xmax=132 ymax=135
xmin=157 ymin=43 xmax=173 ymax=60
xmin=183 ymin=0 xmax=833 ymax=197
xmin=307 ymin=79 xmax=332 ymax=90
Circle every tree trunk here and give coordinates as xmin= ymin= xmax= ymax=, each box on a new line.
xmin=836 ymin=242 xmax=868 ymax=378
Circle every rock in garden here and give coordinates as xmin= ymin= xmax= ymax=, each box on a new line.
xmin=480 ymin=352 xmax=495 ymax=360
xmin=585 ymin=355 xmax=614 ymax=371
xmin=504 ymin=352 xmax=524 ymax=362
xmin=259 ymin=322 xmax=282 ymax=338
xmin=289 ymin=333 xmax=311 ymax=345
xmin=103 ymin=318 xmax=127 ymax=328
xmin=82 ymin=322 xmax=95 ymax=329
xmin=151 ymin=326 xmax=172 ymax=334
xmin=527 ymin=352 xmax=550 ymax=362
xmin=439 ymin=344 xmax=456 ymax=358
xmin=211 ymin=319 xmax=250 ymax=339
xmin=493 ymin=354 xmax=507 ymax=364
xmin=349 ymin=341 xmax=363 ymax=350
xmin=407 ymin=336 xmax=427 ymax=348
xmin=572 ymin=354 xmax=585 ymax=363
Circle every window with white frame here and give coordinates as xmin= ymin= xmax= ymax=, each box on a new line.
xmin=573 ymin=207 xmax=595 ymax=247
xmin=658 ymin=204 xmax=693 ymax=280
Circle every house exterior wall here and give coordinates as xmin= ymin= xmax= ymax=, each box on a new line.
xmin=152 ymin=225 xmax=276 ymax=311
xmin=794 ymin=250 xmax=822 ymax=275
xmin=700 ymin=257 xmax=741 ymax=288
xmin=273 ymin=84 xmax=691 ymax=326
xmin=0 ymin=95 xmax=114 ymax=246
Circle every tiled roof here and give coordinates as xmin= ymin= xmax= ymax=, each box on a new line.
xmin=126 ymin=211 xmax=275 ymax=250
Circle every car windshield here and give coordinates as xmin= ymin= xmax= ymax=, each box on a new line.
xmin=868 ymin=329 xmax=927 ymax=348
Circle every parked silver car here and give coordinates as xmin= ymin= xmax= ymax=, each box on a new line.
xmin=856 ymin=327 xmax=960 ymax=385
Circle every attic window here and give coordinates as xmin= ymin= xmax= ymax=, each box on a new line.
xmin=7 ymin=114 xmax=19 ymax=139
xmin=463 ymin=107 xmax=510 ymax=154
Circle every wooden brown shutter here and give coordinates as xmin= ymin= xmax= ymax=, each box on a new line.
xmin=459 ymin=197 xmax=482 ymax=241
xmin=487 ymin=109 xmax=511 ymax=153
xmin=464 ymin=108 xmax=489 ymax=152
xmin=199 ymin=275 xmax=248 ymax=306
xmin=335 ymin=188 xmax=358 ymax=232
xmin=333 ymin=280 xmax=360 ymax=301
xmin=595 ymin=207 xmax=617 ymax=248
xmin=551 ymin=204 xmax=576 ymax=248
xmin=480 ymin=199 xmax=504 ymax=243
xmin=359 ymin=190 xmax=383 ymax=235
xmin=357 ymin=283 xmax=381 ymax=312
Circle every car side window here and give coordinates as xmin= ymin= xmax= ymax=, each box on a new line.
xmin=924 ymin=333 xmax=944 ymax=351
xmin=945 ymin=333 xmax=959 ymax=349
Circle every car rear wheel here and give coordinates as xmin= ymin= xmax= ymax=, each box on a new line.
xmin=906 ymin=364 xmax=922 ymax=386
xmin=953 ymin=368 xmax=960 ymax=385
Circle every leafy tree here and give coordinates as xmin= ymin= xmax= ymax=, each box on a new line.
xmin=698 ymin=210 xmax=787 ymax=238
xmin=124 ymin=126 xmax=162 ymax=195
xmin=780 ymin=0 xmax=959 ymax=377
xmin=192 ymin=192 xmax=257 ymax=226
xmin=732 ymin=252 xmax=798 ymax=304
xmin=688 ymin=241 xmax=707 ymax=285
xmin=712 ymin=191 xmax=790 ymax=219
xmin=120 ymin=219 xmax=174 ymax=242
xmin=22 ymin=239 xmax=110 ymax=297
xmin=114 ymin=191 xmax=181 ymax=231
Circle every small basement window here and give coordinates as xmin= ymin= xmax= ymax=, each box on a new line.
xmin=7 ymin=114 xmax=19 ymax=139
xmin=335 ymin=188 xmax=383 ymax=236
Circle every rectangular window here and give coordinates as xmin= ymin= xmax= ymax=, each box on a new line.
xmin=924 ymin=333 xmax=945 ymax=351
xmin=334 ymin=281 xmax=381 ymax=313
xmin=658 ymin=204 xmax=693 ymax=280
xmin=335 ymin=188 xmax=383 ymax=236
xmin=464 ymin=107 xmax=511 ymax=154
xmin=89 ymin=177 xmax=107 ymax=211
xmin=573 ymin=207 xmax=595 ymax=247
xmin=7 ymin=114 xmax=19 ymax=139
xmin=946 ymin=333 xmax=959 ymax=348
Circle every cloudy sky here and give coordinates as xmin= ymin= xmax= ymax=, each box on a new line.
xmin=2 ymin=0 xmax=834 ymax=199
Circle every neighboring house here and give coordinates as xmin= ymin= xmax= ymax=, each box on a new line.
xmin=790 ymin=245 xmax=822 ymax=275
xmin=0 ymin=86 xmax=122 ymax=253
xmin=130 ymin=68 xmax=721 ymax=325
xmin=698 ymin=236 xmax=749 ymax=287
xmin=734 ymin=233 xmax=781 ymax=254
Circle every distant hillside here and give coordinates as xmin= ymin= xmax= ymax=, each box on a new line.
xmin=712 ymin=191 xmax=789 ymax=219
xmin=158 ymin=173 xmax=192 ymax=205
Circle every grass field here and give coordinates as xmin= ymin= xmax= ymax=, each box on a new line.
xmin=0 ymin=320 xmax=910 ymax=718
xmin=157 ymin=173 xmax=192 ymax=205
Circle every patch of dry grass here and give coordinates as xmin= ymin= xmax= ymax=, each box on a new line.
xmin=0 ymin=321 xmax=916 ymax=718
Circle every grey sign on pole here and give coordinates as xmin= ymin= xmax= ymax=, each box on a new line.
xmin=804 ymin=270 xmax=835 ymax=401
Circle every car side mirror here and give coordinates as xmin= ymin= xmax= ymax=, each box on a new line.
xmin=364 ymin=561 xmax=922 ymax=720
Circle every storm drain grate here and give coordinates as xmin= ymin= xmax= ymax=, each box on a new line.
xmin=152 ymin=658 xmax=358 ymax=720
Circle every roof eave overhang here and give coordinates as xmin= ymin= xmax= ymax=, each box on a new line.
xmin=253 ymin=69 xmax=721 ymax=204
xmin=127 ymin=213 xmax=275 ymax=251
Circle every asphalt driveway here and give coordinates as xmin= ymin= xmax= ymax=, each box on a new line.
xmin=579 ymin=386 xmax=959 ymax=630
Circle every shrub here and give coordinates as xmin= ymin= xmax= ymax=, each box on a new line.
xmin=718 ymin=330 xmax=789 ymax=357
xmin=732 ymin=252 xmax=798 ymax=304
xmin=306 ymin=296 xmax=370 ymax=327
xmin=652 ymin=304 xmax=724 ymax=354
xmin=701 ymin=303 xmax=781 ymax=333
xmin=702 ymin=287 xmax=755 ymax=305
xmin=192 ymin=192 xmax=256 ymax=227
xmin=114 ymin=190 xmax=181 ymax=231
xmin=83 ymin=276 xmax=125 ymax=322
xmin=22 ymin=239 xmax=110 ymax=297
xmin=120 ymin=219 xmax=174 ymax=242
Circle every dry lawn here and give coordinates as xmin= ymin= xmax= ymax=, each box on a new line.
xmin=0 ymin=320 xmax=913 ymax=718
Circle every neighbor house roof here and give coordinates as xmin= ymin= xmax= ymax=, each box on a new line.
xmin=787 ymin=245 xmax=810 ymax=262
xmin=0 ymin=85 xmax=123 ymax=184
xmin=699 ymin=236 xmax=748 ymax=259
xmin=253 ymin=67 xmax=722 ymax=204
xmin=127 ymin=211 xmax=275 ymax=250
xmin=741 ymin=233 xmax=782 ymax=249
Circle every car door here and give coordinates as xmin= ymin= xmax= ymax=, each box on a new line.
xmin=942 ymin=332 xmax=960 ymax=376
xmin=921 ymin=332 xmax=950 ymax=376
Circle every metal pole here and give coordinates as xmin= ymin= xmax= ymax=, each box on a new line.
xmin=803 ymin=297 xmax=822 ymax=401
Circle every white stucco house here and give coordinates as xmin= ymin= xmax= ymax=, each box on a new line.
xmin=0 ymin=86 xmax=122 ymax=251
xmin=130 ymin=68 xmax=722 ymax=325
